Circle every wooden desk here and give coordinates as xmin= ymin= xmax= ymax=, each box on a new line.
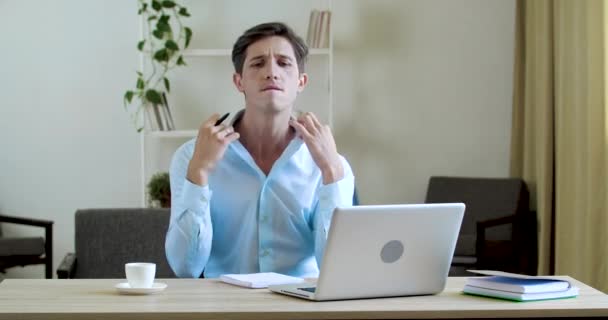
xmin=0 ymin=276 xmax=606 ymax=319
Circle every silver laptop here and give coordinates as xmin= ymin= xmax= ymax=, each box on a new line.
xmin=269 ymin=203 xmax=465 ymax=301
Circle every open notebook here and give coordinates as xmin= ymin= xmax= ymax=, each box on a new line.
xmin=220 ymin=272 xmax=305 ymax=289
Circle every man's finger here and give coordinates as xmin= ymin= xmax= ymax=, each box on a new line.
xmin=299 ymin=115 xmax=318 ymax=134
xmin=224 ymin=132 xmax=240 ymax=143
xmin=216 ymin=126 xmax=234 ymax=140
xmin=306 ymin=112 xmax=323 ymax=129
xmin=290 ymin=119 xmax=312 ymax=140
xmin=203 ymin=113 xmax=221 ymax=129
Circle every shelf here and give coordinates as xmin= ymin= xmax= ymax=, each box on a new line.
xmin=146 ymin=130 xmax=198 ymax=138
xmin=182 ymin=48 xmax=330 ymax=57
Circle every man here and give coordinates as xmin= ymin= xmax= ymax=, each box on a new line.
xmin=165 ymin=22 xmax=354 ymax=278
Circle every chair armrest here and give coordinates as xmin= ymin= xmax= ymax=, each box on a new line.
xmin=1 ymin=214 xmax=54 ymax=278
xmin=475 ymin=213 xmax=518 ymax=268
xmin=0 ymin=214 xmax=54 ymax=228
xmin=57 ymin=253 xmax=77 ymax=279
xmin=477 ymin=214 xmax=517 ymax=230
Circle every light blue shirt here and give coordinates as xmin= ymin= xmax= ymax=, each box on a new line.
xmin=165 ymin=123 xmax=355 ymax=278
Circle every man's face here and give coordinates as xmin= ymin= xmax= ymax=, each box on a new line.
xmin=233 ymin=36 xmax=307 ymax=113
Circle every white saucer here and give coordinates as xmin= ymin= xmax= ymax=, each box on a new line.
xmin=115 ymin=282 xmax=167 ymax=295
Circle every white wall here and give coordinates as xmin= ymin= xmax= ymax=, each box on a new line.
xmin=0 ymin=0 xmax=514 ymax=278
xmin=0 ymin=0 xmax=141 ymax=278
xmin=333 ymin=0 xmax=515 ymax=204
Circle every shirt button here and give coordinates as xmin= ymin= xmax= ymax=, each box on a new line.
xmin=261 ymin=249 xmax=269 ymax=257
xmin=260 ymin=215 xmax=268 ymax=223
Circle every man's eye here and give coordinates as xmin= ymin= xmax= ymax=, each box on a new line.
xmin=279 ymin=61 xmax=291 ymax=67
xmin=251 ymin=62 xmax=263 ymax=67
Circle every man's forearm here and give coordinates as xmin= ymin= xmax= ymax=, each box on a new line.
xmin=165 ymin=208 xmax=212 ymax=278
xmin=313 ymin=169 xmax=355 ymax=266
xmin=320 ymin=159 xmax=344 ymax=185
xmin=187 ymin=164 xmax=210 ymax=186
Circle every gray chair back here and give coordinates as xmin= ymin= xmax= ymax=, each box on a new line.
xmin=74 ymin=208 xmax=174 ymax=278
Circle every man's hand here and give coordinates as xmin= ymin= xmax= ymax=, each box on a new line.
xmin=289 ymin=112 xmax=344 ymax=185
xmin=187 ymin=114 xmax=240 ymax=186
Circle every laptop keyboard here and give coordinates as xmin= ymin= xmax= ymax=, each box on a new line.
xmin=298 ymin=287 xmax=316 ymax=293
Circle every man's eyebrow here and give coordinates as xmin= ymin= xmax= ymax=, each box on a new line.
xmin=276 ymin=54 xmax=294 ymax=61
xmin=247 ymin=53 xmax=294 ymax=62
xmin=248 ymin=55 xmax=266 ymax=62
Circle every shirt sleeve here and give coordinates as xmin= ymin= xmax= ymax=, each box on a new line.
xmin=164 ymin=141 xmax=213 ymax=278
xmin=312 ymin=155 xmax=355 ymax=268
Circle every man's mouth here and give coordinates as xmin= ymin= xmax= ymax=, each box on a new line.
xmin=262 ymin=85 xmax=282 ymax=91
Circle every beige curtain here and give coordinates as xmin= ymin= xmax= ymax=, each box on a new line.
xmin=511 ymin=0 xmax=608 ymax=292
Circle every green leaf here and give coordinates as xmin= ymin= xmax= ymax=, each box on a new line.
xmin=152 ymin=29 xmax=163 ymax=39
xmin=124 ymin=91 xmax=135 ymax=105
xmin=156 ymin=21 xmax=171 ymax=32
xmin=178 ymin=7 xmax=190 ymax=17
xmin=136 ymin=71 xmax=143 ymax=77
xmin=145 ymin=89 xmax=162 ymax=104
xmin=163 ymin=77 xmax=170 ymax=93
xmin=165 ymin=40 xmax=179 ymax=51
xmin=184 ymin=27 xmax=192 ymax=48
xmin=138 ymin=2 xmax=148 ymax=14
xmin=151 ymin=0 xmax=161 ymax=11
xmin=147 ymin=15 xmax=158 ymax=21
xmin=136 ymin=77 xmax=144 ymax=89
xmin=137 ymin=40 xmax=145 ymax=51
xmin=153 ymin=48 xmax=169 ymax=62
xmin=176 ymin=55 xmax=186 ymax=66
xmin=162 ymin=0 xmax=176 ymax=8
xmin=159 ymin=14 xmax=170 ymax=24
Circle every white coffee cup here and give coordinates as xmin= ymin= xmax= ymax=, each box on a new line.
xmin=125 ymin=262 xmax=156 ymax=288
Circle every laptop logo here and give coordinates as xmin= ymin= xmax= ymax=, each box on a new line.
xmin=380 ymin=240 xmax=404 ymax=263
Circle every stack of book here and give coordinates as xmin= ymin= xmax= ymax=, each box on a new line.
xmin=146 ymin=93 xmax=175 ymax=131
xmin=463 ymin=270 xmax=579 ymax=302
xmin=306 ymin=9 xmax=331 ymax=49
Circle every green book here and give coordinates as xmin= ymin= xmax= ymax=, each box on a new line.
xmin=463 ymin=284 xmax=579 ymax=302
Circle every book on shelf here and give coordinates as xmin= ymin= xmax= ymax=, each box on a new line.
xmin=463 ymin=270 xmax=579 ymax=302
xmin=146 ymin=104 xmax=163 ymax=131
xmin=321 ymin=11 xmax=332 ymax=48
xmin=145 ymin=93 xmax=175 ymax=132
xmin=161 ymin=93 xmax=175 ymax=130
xmin=306 ymin=9 xmax=331 ymax=48
xmin=306 ymin=10 xmax=318 ymax=48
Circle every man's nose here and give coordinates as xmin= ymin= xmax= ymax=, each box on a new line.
xmin=264 ymin=61 xmax=280 ymax=79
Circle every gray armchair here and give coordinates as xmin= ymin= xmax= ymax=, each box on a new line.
xmin=425 ymin=176 xmax=538 ymax=276
xmin=57 ymin=208 xmax=175 ymax=279
xmin=0 ymin=214 xmax=53 ymax=278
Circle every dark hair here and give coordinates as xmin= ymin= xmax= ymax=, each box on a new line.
xmin=231 ymin=22 xmax=308 ymax=74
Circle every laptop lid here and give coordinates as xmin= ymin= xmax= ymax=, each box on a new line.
xmin=312 ymin=203 xmax=465 ymax=301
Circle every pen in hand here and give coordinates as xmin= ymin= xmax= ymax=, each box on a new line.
xmin=214 ymin=112 xmax=230 ymax=126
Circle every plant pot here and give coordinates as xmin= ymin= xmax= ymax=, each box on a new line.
xmin=160 ymin=198 xmax=171 ymax=208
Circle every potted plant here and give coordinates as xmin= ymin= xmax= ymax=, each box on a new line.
xmin=147 ymin=172 xmax=171 ymax=208
xmin=123 ymin=0 xmax=193 ymax=132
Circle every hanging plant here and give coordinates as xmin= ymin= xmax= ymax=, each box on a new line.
xmin=123 ymin=0 xmax=193 ymax=132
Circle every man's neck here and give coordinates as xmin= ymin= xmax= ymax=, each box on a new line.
xmin=236 ymin=108 xmax=295 ymax=171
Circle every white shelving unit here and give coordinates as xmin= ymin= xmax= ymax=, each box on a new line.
xmin=139 ymin=0 xmax=333 ymax=206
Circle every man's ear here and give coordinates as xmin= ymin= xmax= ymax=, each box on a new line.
xmin=233 ymin=72 xmax=244 ymax=93
xmin=297 ymin=73 xmax=308 ymax=93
